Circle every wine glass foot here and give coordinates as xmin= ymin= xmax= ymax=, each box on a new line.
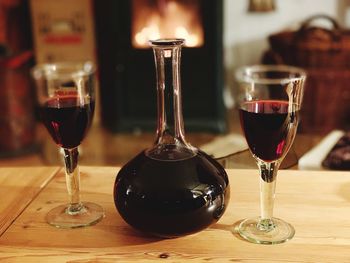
xmin=46 ymin=202 xmax=105 ymax=228
xmin=237 ymin=217 xmax=295 ymax=244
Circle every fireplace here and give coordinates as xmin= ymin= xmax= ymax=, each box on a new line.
xmin=94 ymin=0 xmax=225 ymax=132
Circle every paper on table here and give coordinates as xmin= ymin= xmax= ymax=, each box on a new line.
xmin=298 ymin=130 xmax=345 ymax=170
xmin=200 ymin=133 xmax=248 ymax=159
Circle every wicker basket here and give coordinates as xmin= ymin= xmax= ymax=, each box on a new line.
xmin=263 ymin=14 xmax=350 ymax=134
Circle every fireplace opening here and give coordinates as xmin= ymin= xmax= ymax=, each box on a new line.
xmin=131 ymin=0 xmax=204 ymax=48
xmin=94 ymin=0 xmax=225 ymax=133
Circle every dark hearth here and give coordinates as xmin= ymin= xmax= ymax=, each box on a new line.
xmin=94 ymin=0 xmax=225 ymax=133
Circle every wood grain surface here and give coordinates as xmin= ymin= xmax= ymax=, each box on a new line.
xmin=0 ymin=167 xmax=59 ymax=236
xmin=1 ymin=167 xmax=350 ymax=262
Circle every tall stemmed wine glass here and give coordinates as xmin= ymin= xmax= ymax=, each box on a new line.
xmin=32 ymin=62 xmax=104 ymax=228
xmin=235 ymin=65 xmax=306 ymax=244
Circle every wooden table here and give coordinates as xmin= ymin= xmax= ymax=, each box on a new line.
xmin=1 ymin=166 xmax=350 ymax=262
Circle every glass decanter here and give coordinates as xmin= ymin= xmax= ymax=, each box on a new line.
xmin=113 ymin=39 xmax=230 ymax=238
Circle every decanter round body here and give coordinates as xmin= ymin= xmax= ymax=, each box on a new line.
xmin=113 ymin=39 xmax=230 ymax=238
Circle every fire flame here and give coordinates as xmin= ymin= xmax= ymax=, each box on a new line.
xmin=132 ymin=0 xmax=204 ymax=48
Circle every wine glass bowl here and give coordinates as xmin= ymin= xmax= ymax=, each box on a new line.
xmin=32 ymin=62 xmax=104 ymax=228
xmin=235 ymin=65 xmax=306 ymax=244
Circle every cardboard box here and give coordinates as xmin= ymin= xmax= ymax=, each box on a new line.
xmin=30 ymin=0 xmax=101 ymax=124
xmin=30 ymin=0 xmax=96 ymax=63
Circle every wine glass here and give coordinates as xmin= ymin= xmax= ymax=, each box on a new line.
xmin=235 ymin=65 xmax=306 ymax=244
xmin=32 ymin=62 xmax=104 ymax=228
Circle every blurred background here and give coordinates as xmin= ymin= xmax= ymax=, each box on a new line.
xmin=1 ymin=0 xmax=349 ymax=168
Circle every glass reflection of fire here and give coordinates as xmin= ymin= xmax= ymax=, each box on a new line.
xmin=132 ymin=0 xmax=204 ymax=48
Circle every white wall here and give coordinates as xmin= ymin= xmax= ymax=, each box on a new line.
xmin=223 ymin=0 xmax=339 ymax=71
xmin=222 ymin=0 xmax=340 ymax=107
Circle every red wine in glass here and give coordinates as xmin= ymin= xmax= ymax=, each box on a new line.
xmin=32 ymin=61 xmax=104 ymax=229
xmin=239 ymin=100 xmax=299 ymax=162
xmin=39 ymin=95 xmax=95 ymax=149
xmin=235 ymin=65 xmax=305 ymax=245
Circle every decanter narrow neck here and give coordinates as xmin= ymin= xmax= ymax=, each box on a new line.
xmin=151 ymin=40 xmax=187 ymax=146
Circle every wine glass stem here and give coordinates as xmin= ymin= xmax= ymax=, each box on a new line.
xmin=257 ymin=161 xmax=279 ymax=231
xmin=63 ymin=148 xmax=83 ymax=214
